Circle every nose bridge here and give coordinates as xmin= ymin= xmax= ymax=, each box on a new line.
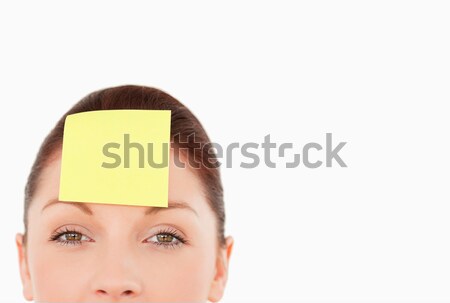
xmin=89 ymin=229 xmax=143 ymax=299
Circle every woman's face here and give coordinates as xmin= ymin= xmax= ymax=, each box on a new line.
xmin=16 ymin=148 xmax=233 ymax=303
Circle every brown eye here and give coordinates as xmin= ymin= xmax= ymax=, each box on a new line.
xmin=50 ymin=229 xmax=92 ymax=245
xmin=146 ymin=231 xmax=185 ymax=248
xmin=157 ymin=234 xmax=174 ymax=243
xmin=64 ymin=232 xmax=82 ymax=241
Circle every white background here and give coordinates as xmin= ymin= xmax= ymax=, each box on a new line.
xmin=1 ymin=1 xmax=449 ymax=302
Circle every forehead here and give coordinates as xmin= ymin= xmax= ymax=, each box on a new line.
xmin=30 ymin=148 xmax=208 ymax=216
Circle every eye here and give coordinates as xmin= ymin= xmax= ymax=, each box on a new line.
xmin=144 ymin=227 xmax=187 ymax=249
xmin=49 ymin=227 xmax=93 ymax=246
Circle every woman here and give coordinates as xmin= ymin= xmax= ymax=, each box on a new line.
xmin=15 ymin=85 xmax=234 ymax=302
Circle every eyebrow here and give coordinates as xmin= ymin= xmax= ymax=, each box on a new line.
xmin=41 ymin=199 xmax=199 ymax=217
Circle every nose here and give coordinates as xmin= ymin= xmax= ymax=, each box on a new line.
xmin=89 ymin=244 xmax=143 ymax=300
xmin=95 ymin=282 xmax=141 ymax=299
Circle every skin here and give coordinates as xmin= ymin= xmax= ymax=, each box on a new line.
xmin=16 ymin=148 xmax=233 ymax=302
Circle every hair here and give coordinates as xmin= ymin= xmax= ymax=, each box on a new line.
xmin=23 ymin=85 xmax=225 ymax=247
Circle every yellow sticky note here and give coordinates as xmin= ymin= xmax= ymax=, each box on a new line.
xmin=59 ymin=110 xmax=171 ymax=207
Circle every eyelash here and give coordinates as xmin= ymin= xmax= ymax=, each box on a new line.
xmin=144 ymin=227 xmax=188 ymax=249
xmin=48 ymin=226 xmax=188 ymax=249
xmin=48 ymin=226 xmax=89 ymax=246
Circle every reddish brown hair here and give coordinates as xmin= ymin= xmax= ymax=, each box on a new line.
xmin=23 ymin=85 xmax=225 ymax=247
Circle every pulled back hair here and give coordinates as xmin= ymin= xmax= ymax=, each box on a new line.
xmin=23 ymin=85 xmax=225 ymax=247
